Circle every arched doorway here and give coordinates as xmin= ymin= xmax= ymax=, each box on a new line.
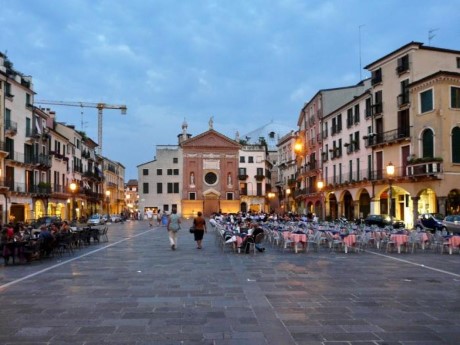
xmin=240 ymin=202 xmax=247 ymax=213
xmin=327 ymin=193 xmax=338 ymax=220
xmin=447 ymin=189 xmax=460 ymax=215
xmin=417 ymin=188 xmax=437 ymax=215
xmin=359 ymin=190 xmax=371 ymax=219
xmin=343 ymin=191 xmax=353 ymax=220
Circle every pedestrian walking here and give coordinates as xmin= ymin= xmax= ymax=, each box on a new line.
xmin=192 ymin=211 xmax=207 ymax=249
xmin=166 ymin=209 xmax=181 ymax=250
xmin=157 ymin=209 xmax=162 ymax=226
xmin=146 ymin=209 xmax=153 ymax=227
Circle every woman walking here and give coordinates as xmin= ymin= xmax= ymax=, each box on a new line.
xmin=193 ymin=211 xmax=207 ymax=249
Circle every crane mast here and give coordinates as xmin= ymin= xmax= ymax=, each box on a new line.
xmin=34 ymin=100 xmax=127 ymax=155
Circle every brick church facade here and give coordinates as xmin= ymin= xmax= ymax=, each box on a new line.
xmin=181 ymin=128 xmax=241 ymax=217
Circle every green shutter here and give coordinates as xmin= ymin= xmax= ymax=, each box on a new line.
xmin=452 ymin=87 xmax=460 ymax=109
xmin=452 ymin=127 xmax=460 ymax=163
xmin=422 ymin=129 xmax=434 ymax=158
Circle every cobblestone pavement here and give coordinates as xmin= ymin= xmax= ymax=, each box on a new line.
xmin=0 ymin=219 xmax=459 ymax=345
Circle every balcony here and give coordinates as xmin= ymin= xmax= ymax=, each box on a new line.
xmin=238 ymin=174 xmax=248 ymax=181
xmin=371 ymin=75 xmax=382 ymax=85
xmin=397 ymin=93 xmax=410 ymax=107
xmin=254 ymin=174 xmax=265 ymax=181
xmin=407 ymin=158 xmax=443 ymax=178
xmin=33 ymin=154 xmax=52 ymax=168
xmin=396 ymin=63 xmax=409 ymax=75
xmin=5 ymin=120 xmax=18 ymax=137
xmin=365 ymin=107 xmax=372 ymax=118
xmin=372 ymin=103 xmax=383 ymax=115
xmin=365 ymin=127 xmax=410 ymax=147
xmin=32 ymin=183 xmax=52 ymax=195
xmin=83 ymin=170 xmax=102 ymax=181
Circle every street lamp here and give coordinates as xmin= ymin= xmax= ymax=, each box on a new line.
xmin=386 ymin=162 xmax=395 ymax=222
xmin=317 ymin=179 xmax=324 ymax=221
xmin=294 ymin=141 xmax=303 ymax=155
xmin=69 ymin=181 xmax=78 ymax=222
xmin=105 ymin=190 xmax=111 ymax=216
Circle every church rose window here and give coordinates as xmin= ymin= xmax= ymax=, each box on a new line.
xmin=204 ymin=172 xmax=218 ymax=185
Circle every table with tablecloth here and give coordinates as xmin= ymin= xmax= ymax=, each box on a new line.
xmin=448 ymin=235 xmax=460 ymax=254
xmin=282 ymin=232 xmax=307 ymax=253
xmin=390 ymin=234 xmax=408 ymax=253
xmin=342 ymin=234 xmax=357 ymax=253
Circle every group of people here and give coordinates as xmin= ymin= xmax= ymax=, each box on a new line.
xmin=146 ymin=209 xmax=163 ymax=228
xmin=164 ymin=209 xmax=207 ymax=250
xmin=0 ymin=220 xmax=73 ymax=264
xmin=162 ymin=210 xmax=269 ymax=253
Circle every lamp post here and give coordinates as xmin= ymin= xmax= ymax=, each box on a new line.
xmin=267 ymin=192 xmax=275 ymax=213
xmin=286 ymin=188 xmax=291 ymax=212
xmin=386 ymin=162 xmax=395 ymax=222
xmin=69 ymin=181 xmax=78 ymax=222
xmin=317 ymin=179 xmax=324 ymax=221
xmin=105 ymin=190 xmax=111 ymax=216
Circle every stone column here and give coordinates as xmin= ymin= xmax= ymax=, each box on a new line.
xmin=353 ymin=200 xmax=360 ymax=220
xmin=411 ymin=196 xmax=420 ymax=229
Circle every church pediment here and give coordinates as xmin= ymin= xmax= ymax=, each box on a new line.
xmin=181 ymin=129 xmax=241 ymax=149
xmin=203 ymin=188 xmax=221 ymax=198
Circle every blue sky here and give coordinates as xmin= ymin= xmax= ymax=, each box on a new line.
xmin=1 ymin=0 xmax=459 ymax=179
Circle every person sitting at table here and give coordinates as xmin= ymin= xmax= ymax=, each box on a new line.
xmin=60 ymin=221 xmax=71 ymax=234
xmin=240 ymin=226 xmax=265 ymax=253
xmin=39 ymin=225 xmax=55 ymax=257
xmin=49 ymin=223 xmax=59 ymax=235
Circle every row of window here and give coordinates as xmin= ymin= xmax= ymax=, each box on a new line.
xmin=239 ymin=155 xmax=263 ymax=163
xmin=142 ymin=168 xmax=179 ymax=176
xmin=373 ymin=54 xmax=460 ymax=84
xmin=142 ymin=182 xmax=180 ymax=194
xmin=421 ymin=86 xmax=460 ymax=113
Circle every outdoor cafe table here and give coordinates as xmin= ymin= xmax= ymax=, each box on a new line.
xmin=282 ymin=232 xmax=307 ymax=253
xmin=418 ymin=232 xmax=429 ymax=250
xmin=448 ymin=235 xmax=460 ymax=254
xmin=342 ymin=234 xmax=357 ymax=253
xmin=390 ymin=234 xmax=408 ymax=253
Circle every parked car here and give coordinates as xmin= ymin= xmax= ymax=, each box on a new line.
xmin=442 ymin=215 xmax=460 ymax=234
xmin=32 ymin=215 xmax=62 ymax=228
xmin=110 ymin=214 xmax=121 ymax=223
xmin=415 ymin=213 xmax=444 ymax=232
xmin=364 ymin=214 xmax=405 ymax=229
xmin=87 ymin=214 xmax=106 ymax=226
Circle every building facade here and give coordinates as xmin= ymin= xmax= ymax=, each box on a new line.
xmin=294 ymin=41 xmax=460 ymax=228
xmin=0 ymin=54 xmax=124 ymax=224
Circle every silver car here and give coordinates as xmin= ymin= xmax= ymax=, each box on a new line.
xmin=87 ymin=214 xmax=106 ymax=226
xmin=442 ymin=215 xmax=460 ymax=234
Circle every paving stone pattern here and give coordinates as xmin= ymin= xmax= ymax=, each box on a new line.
xmin=0 ymin=220 xmax=459 ymax=344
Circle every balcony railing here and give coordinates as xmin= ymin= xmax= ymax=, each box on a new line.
xmin=5 ymin=120 xmax=18 ymax=135
xmin=407 ymin=160 xmax=443 ymax=177
xmin=254 ymin=174 xmax=265 ymax=181
xmin=365 ymin=127 xmax=411 ymax=147
xmin=371 ymin=75 xmax=382 ymax=85
xmin=397 ymin=93 xmax=410 ymax=107
xmin=372 ymin=103 xmax=383 ymax=115
xmin=6 ymin=152 xmax=52 ymax=168
xmin=396 ymin=63 xmax=409 ymax=75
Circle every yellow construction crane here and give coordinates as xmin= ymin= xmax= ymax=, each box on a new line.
xmin=34 ymin=100 xmax=127 ymax=155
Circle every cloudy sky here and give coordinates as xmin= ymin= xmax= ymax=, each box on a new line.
xmin=1 ymin=0 xmax=459 ymax=179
